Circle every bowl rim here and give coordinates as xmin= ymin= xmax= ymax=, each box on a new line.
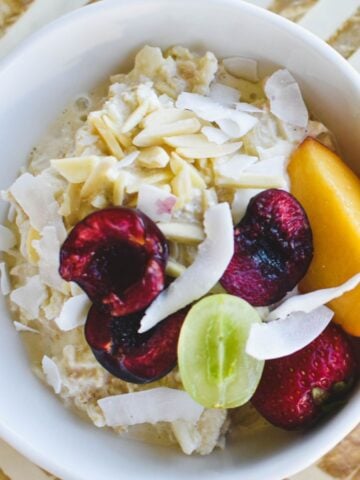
xmin=0 ymin=1 xmax=359 ymax=479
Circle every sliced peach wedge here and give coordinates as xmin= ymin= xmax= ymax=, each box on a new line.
xmin=288 ymin=138 xmax=360 ymax=336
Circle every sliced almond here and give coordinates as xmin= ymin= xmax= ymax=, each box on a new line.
xmin=164 ymin=134 xmax=215 ymax=149
xmin=142 ymin=108 xmax=195 ymax=128
xmin=157 ymin=222 xmax=205 ymax=244
xmin=216 ymin=173 xmax=286 ymax=189
xmin=171 ymin=169 xmax=193 ymax=207
xmin=133 ymin=118 xmax=201 ymax=147
xmin=81 ymin=157 xmax=117 ymax=199
xmin=138 ymin=146 xmax=170 ymax=169
xmin=102 ymin=115 xmax=132 ymax=148
xmin=51 ymin=156 xmax=99 ymax=183
xmin=126 ymin=171 xmax=173 ymax=194
xmin=166 ymin=258 xmax=187 ymax=278
xmin=177 ymin=141 xmax=242 ymax=159
xmin=106 ymin=152 xmax=140 ymax=181
xmin=89 ymin=114 xmax=125 ymax=159
xmin=121 ymin=100 xmax=150 ymax=133
xmin=112 ymin=171 xmax=130 ymax=206
xmin=170 ymin=154 xmax=206 ymax=189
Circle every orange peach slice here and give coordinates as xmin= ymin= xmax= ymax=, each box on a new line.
xmin=288 ymin=137 xmax=360 ymax=336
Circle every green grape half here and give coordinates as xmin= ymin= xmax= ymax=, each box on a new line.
xmin=178 ymin=294 xmax=264 ymax=409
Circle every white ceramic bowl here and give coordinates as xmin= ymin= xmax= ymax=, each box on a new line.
xmin=0 ymin=1 xmax=359 ymax=479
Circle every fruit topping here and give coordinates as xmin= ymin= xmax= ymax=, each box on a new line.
xmin=59 ymin=208 xmax=168 ymax=316
xmin=288 ymin=138 xmax=360 ymax=336
xmin=252 ymin=324 xmax=357 ymax=430
xmin=178 ymin=294 xmax=264 ymax=409
xmin=220 ymin=189 xmax=313 ymax=306
xmin=85 ymin=304 xmax=187 ymax=383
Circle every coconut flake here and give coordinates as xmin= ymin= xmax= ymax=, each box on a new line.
xmin=172 ymin=420 xmax=202 ymax=455
xmin=42 ymin=356 xmax=62 ymax=394
xmin=176 ymin=93 xmax=226 ymax=122
xmin=13 ymin=321 xmax=39 ymax=334
xmin=216 ymin=111 xmax=258 ymax=139
xmin=223 ymin=56 xmax=259 ymax=82
xmin=176 ymin=92 xmax=258 ymax=139
xmin=278 ymin=121 xmax=307 ymax=143
xmin=98 ymin=388 xmax=204 ymax=427
xmin=201 ymin=126 xmax=230 ymax=145
xmin=231 ymin=188 xmax=263 ymax=224
xmin=264 ymin=69 xmax=308 ymax=128
xmin=55 ymin=294 xmax=91 ymax=331
xmin=209 ymin=83 xmax=240 ymax=105
xmin=235 ymin=102 xmax=263 ymax=113
xmin=137 ymin=185 xmax=177 ymax=222
xmin=257 ymin=141 xmax=294 ymax=161
xmin=34 ymin=226 xmax=65 ymax=292
xmin=9 ymin=173 xmax=66 ymax=242
xmin=246 ymin=306 xmax=334 ymax=360
xmin=7 ymin=204 xmax=16 ymax=222
xmin=216 ymin=154 xmax=258 ymax=179
xmin=10 ymin=275 xmax=47 ymax=319
xmin=244 ymin=156 xmax=288 ymax=177
xmin=0 ymin=262 xmax=11 ymax=295
xmin=0 ymin=225 xmax=16 ymax=252
xmin=139 ymin=203 xmax=234 ymax=332
xmin=268 ymin=273 xmax=360 ymax=321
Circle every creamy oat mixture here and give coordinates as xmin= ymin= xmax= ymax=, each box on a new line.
xmin=0 ymin=46 xmax=333 ymax=455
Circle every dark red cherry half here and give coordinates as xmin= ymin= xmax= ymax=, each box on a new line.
xmin=59 ymin=208 xmax=168 ymax=316
xmin=220 ymin=189 xmax=313 ymax=306
xmin=85 ymin=305 xmax=187 ymax=383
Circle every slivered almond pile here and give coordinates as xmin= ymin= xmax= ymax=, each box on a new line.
xmin=32 ymin=45 xmax=322 ymax=274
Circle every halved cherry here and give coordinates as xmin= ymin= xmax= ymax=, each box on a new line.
xmin=59 ymin=208 xmax=168 ymax=316
xmin=220 ymin=189 xmax=313 ymax=306
xmin=85 ymin=305 xmax=187 ymax=383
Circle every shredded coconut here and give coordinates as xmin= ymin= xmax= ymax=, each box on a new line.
xmin=42 ymin=355 xmax=62 ymax=394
